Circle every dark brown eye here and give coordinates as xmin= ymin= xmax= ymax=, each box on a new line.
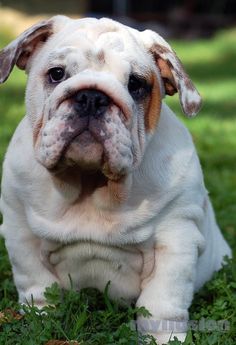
xmin=128 ymin=74 xmax=151 ymax=100
xmin=48 ymin=67 xmax=65 ymax=83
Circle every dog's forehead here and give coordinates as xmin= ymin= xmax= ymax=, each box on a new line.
xmin=48 ymin=18 xmax=148 ymax=65
xmin=56 ymin=18 xmax=136 ymax=45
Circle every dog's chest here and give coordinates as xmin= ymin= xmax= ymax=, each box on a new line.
xmin=46 ymin=239 xmax=156 ymax=302
xmin=27 ymin=178 xmax=157 ymax=244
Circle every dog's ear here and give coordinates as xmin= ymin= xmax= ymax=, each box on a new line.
xmin=0 ymin=19 xmax=53 ymax=83
xmin=0 ymin=16 xmax=68 ymax=84
xmin=141 ymin=30 xmax=202 ymax=117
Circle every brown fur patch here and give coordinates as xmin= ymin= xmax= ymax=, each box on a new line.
xmin=107 ymin=177 xmax=129 ymax=204
xmin=184 ymin=101 xmax=199 ymax=116
xmin=144 ymin=73 xmax=162 ymax=132
xmin=97 ymin=49 xmax=105 ymax=63
xmin=91 ymin=174 xmax=131 ymax=208
xmin=157 ymin=58 xmax=177 ymax=96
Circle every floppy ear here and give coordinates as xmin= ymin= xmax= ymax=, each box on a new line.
xmin=0 ymin=19 xmax=54 ymax=83
xmin=141 ymin=29 xmax=202 ymax=117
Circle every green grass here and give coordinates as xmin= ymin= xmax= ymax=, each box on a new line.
xmin=0 ymin=27 xmax=236 ymax=344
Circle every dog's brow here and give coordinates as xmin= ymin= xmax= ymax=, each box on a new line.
xmin=97 ymin=32 xmax=125 ymax=52
xmin=130 ymin=60 xmax=152 ymax=79
xmin=84 ymin=49 xmax=105 ymax=65
xmin=48 ymin=47 xmax=76 ymax=61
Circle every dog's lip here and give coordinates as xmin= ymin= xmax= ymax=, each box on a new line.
xmin=45 ymin=132 xmax=82 ymax=173
xmin=47 ymin=129 xmax=124 ymax=182
xmin=48 ymin=129 xmax=99 ymax=167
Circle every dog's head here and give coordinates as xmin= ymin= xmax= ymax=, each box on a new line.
xmin=0 ymin=16 xmax=201 ymax=184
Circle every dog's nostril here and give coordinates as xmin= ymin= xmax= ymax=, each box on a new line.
xmin=77 ymin=93 xmax=88 ymax=105
xmin=95 ymin=94 xmax=110 ymax=107
xmin=74 ymin=89 xmax=111 ymax=118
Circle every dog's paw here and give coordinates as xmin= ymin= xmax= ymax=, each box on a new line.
xmin=19 ymin=300 xmax=50 ymax=315
xmin=18 ymin=286 xmax=51 ymax=313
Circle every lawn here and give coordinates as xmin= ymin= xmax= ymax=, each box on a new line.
xmin=0 ymin=17 xmax=236 ymax=345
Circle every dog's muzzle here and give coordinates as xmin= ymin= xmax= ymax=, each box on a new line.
xmin=35 ymin=72 xmax=134 ymax=178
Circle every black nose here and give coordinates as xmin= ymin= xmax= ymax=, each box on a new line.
xmin=74 ymin=89 xmax=111 ymax=118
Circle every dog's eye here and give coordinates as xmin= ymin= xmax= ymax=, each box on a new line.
xmin=48 ymin=67 xmax=65 ymax=83
xmin=128 ymin=74 xmax=151 ymax=100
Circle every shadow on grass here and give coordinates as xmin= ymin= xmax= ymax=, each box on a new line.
xmin=185 ymin=50 xmax=236 ymax=83
xmin=201 ymin=101 xmax=236 ymax=119
xmin=168 ymin=98 xmax=236 ymax=119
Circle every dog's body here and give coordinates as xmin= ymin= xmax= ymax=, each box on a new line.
xmin=0 ymin=16 xmax=231 ymax=343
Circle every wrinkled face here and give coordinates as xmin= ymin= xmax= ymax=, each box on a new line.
xmin=28 ymin=18 xmax=162 ymax=181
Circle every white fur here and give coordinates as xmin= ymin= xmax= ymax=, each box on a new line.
xmin=0 ymin=16 xmax=231 ymax=344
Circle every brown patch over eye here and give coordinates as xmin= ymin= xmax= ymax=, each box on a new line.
xmin=144 ymin=73 xmax=162 ymax=132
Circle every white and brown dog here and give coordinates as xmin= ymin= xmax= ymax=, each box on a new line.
xmin=0 ymin=16 xmax=231 ymax=343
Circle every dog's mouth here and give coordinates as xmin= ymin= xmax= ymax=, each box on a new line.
xmin=59 ymin=129 xmax=123 ymax=182
xmin=62 ymin=130 xmax=104 ymax=170
xmin=47 ymin=128 xmax=127 ymax=200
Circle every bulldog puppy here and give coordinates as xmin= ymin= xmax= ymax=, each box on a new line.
xmin=0 ymin=16 xmax=231 ymax=344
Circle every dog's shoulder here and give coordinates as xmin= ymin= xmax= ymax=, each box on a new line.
xmin=1 ymin=116 xmax=48 ymax=197
xmin=4 ymin=117 xmax=36 ymax=171
xmin=136 ymin=102 xmax=204 ymax=193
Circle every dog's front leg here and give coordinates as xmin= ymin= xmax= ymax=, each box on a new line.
xmin=136 ymin=220 xmax=205 ymax=344
xmin=2 ymin=208 xmax=60 ymax=308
